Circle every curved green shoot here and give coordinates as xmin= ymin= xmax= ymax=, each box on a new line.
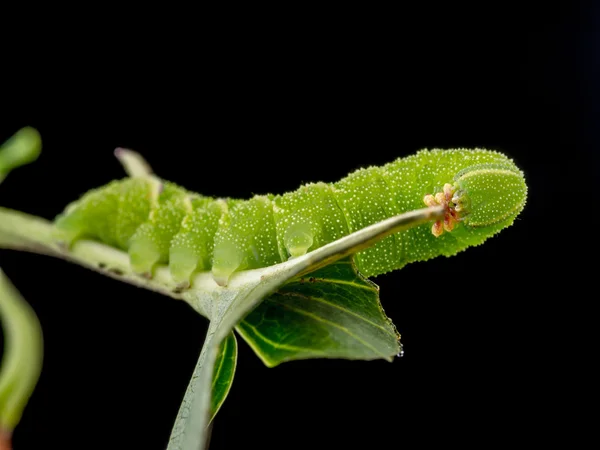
xmin=0 ymin=270 xmax=44 ymax=441
xmin=0 ymin=127 xmax=41 ymax=184
xmin=0 ymin=127 xmax=45 ymax=449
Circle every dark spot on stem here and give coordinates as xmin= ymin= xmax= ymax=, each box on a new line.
xmin=108 ymin=268 xmax=124 ymax=276
xmin=173 ymin=281 xmax=189 ymax=294
xmin=98 ymin=263 xmax=107 ymax=269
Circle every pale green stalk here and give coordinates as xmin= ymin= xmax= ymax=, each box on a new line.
xmin=0 ymin=126 xmax=44 ymax=449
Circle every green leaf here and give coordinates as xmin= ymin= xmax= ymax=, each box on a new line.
xmin=210 ymin=332 xmax=237 ymax=422
xmin=237 ymin=259 xmax=400 ymax=367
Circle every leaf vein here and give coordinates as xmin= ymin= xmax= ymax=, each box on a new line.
xmin=275 ymin=291 xmax=395 ymax=338
xmin=290 ymin=277 xmax=376 ymax=291
xmin=239 ymin=322 xmax=327 ymax=354
xmin=267 ymin=297 xmax=390 ymax=359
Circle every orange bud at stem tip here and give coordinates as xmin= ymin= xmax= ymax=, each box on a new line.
xmin=443 ymin=218 xmax=454 ymax=232
xmin=423 ymin=183 xmax=463 ymax=237
xmin=432 ymin=221 xmax=444 ymax=237
xmin=443 ymin=183 xmax=454 ymax=199
xmin=423 ymin=194 xmax=437 ymax=207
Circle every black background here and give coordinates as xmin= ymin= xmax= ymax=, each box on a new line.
xmin=0 ymin=8 xmax=593 ymax=450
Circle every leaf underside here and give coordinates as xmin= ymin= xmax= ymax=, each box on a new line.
xmin=209 ymin=332 xmax=237 ymax=423
xmin=237 ymin=258 xmax=401 ymax=367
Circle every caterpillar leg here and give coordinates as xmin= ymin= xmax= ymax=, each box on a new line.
xmin=127 ymin=182 xmax=191 ymax=278
xmin=283 ymin=222 xmax=314 ymax=259
xmin=128 ymin=230 xmax=163 ymax=277
xmin=273 ymin=182 xmax=349 ymax=260
xmin=169 ymin=240 xmax=202 ymax=287
xmin=169 ymin=199 xmax=228 ymax=287
xmin=211 ymin=196 xmax=281 ymax=286
xmin=211 ymin=241 xmax=243 ymax=287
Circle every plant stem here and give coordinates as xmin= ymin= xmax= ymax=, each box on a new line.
xmin=0 ymin=204 xmax=445 ymax=318
xmin=0 ymin=206 xmax=185 ymax=298
xmin=0 ymin=268 xmax=44 ymax=439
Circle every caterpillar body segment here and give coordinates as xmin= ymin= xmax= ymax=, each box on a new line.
xmin=169 ymin=198 xmax=230 ymax=285
xmin=54 ymin=178 xmax=155 ymax=249
xmin=53 ymin=149 xmax=527 ymax=286
xmin=273 ymin=182 xmax=349 ymax=260
xmin=211 ymin=195 xmax=281 ymax=286
xmin=333 ymin=167 xmax=403 ymax=277
xmin=127 ymin=182 xmax=197 ymax=276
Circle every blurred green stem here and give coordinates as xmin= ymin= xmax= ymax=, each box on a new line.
xmin=0 ymin=127 xmax=44 ymax=449
xmin=0 ymin=269 xmax=44 ymax=434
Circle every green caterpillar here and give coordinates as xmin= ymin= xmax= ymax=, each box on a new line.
xmin=53 ymin=149 xmax=527 ymax=287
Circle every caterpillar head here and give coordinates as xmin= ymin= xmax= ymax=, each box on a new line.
xmin=424 ymin=161 xmax=527 ymax=237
